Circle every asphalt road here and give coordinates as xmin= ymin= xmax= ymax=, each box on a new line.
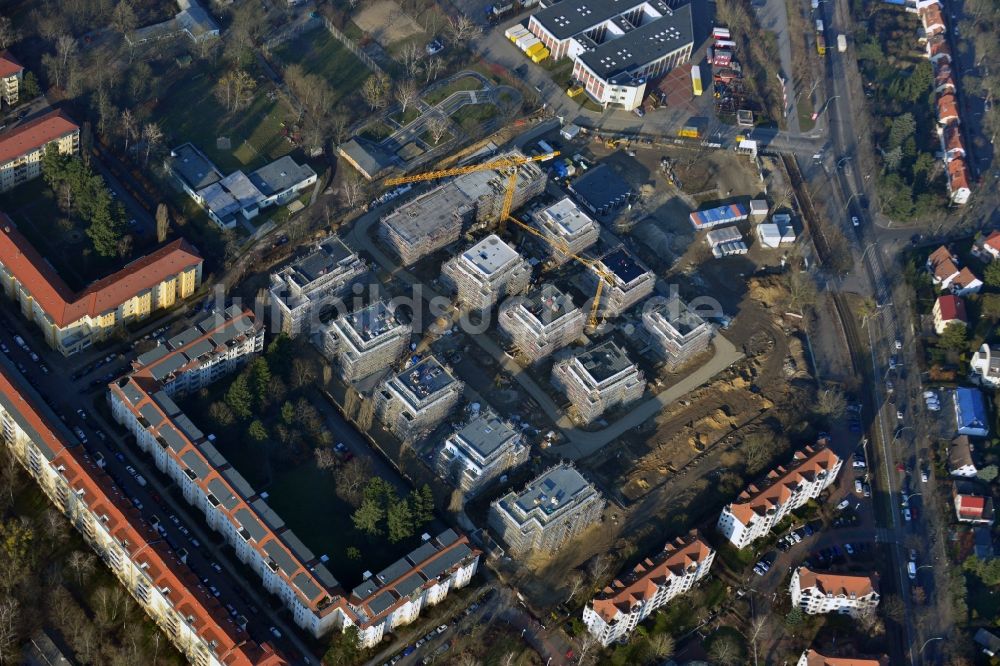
xmin=0 ymin=308 xmax=320 ymax=664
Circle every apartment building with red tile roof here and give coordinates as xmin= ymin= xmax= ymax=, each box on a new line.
xmin=796 ymin=649 xmax=889 ymax=666
xmin=0 ymin=216 xmax=203 ymax=355
xmin=0 ymin=51 xmax=22 ymax=106
xmin=0 ymin=110 xmax=79 ymax=191
xmin=716 ymin=440 xmax=841 ymax=548
xmin=0 ymin=361 xmax=286 ymax=666
xmin=108 ymin=309 xmax=480 ymax=646
xmin=582 ymin=532 xmax=715 ymax=645
xmin=790 ymin=567 xmax=880 ymax=617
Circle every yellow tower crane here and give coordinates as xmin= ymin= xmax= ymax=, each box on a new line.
xmin=383 ymin=152 xmax=559 ymax=227
xmin=381 ymin=150 xmax=612 ymax=329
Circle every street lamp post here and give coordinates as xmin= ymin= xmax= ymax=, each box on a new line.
xmin=919 ymin=636 xmax=944 ymax=653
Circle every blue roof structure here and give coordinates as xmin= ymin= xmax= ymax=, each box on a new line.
xmin=955 ymin=387 xmax=989 ymax=437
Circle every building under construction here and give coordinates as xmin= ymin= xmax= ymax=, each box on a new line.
xmin=379 ymin=151 xmax=547 ymax=265
xmin=552 ymin=340 xmax=644 ymax=424
xmin=531 ymin=197 xmax=600 ymax=265
xmin=269 ymin=235 xmax=368 ymax=338
xmin=437 ymin=410 xmax=528 ymax=498
xmin=642 ymin=296 xmax=714 ymax=371
xmin=586 ymin=246 xmax=656 ymax=318
xmin=321 ymin=300 xmax=411 ymax=382
xmin=441 ymin=235 xmax=533 ymax=312
xmin=499 ymin=284 xmax=584 ymax=362
xmin=374 ymin=356 xmax=464 ymax=441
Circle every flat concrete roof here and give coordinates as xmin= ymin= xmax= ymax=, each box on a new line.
xmin=461 ymin=235 xmax=522 ymax=277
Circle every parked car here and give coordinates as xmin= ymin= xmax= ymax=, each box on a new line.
xmin=855 ymin=479 xmax=863 ymax=494
xmin=844 ymin=543 xmax=854 ymax=555
xmin=903 ymin=508 xmax=912 ymax=521
xmin=921 ymin=469 xmax=929 ymax=483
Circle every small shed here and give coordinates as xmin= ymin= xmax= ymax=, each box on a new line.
xmin=560 ymin=124 xmax=582 ymax=141
xmin=750 ymin=199 xmax=768 ymax=220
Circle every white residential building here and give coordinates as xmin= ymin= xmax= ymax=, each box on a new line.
xmin=269 ymin=235 xmax=368 ymax=338
xmin=441 ymin=235 xmax=532 ymax=311
xmin=321 ymin=300 xmax=411 ymax=382
xmin=642 ymin=296 xmax=714 ymax=370
xmin=532 ymin=197 xmax=599 ymax=264
xmin=552 ymin=340 xmax=644 ymax=424
xmin=374 ymin=357 xmax=464 ymax=441
xmin=108 ymin=323 xmax=480 ymax=646
xmin=499 ymin=285 xmax=584 ymax=362
xmin=790 ymin=567 xmax=880 ymax=617
xmin=971 ymin=343 xmax=1000 ymax=388
xmin=489 ymin=463 xmax=605 ymax=556
xmin=582 ymin=532 xmax=715 ymax=645
xmin=716 ymin=442 xmax=842 ymax=549
xmin=0 ymin=363 xmax=285 ymax=666
xmin=436 ymin=411 xmax=528 ymax=497
xmin=131 ymin=306 xmax=264 ymax=397
xmin=0 ymin=52 xmax=23 ymax=107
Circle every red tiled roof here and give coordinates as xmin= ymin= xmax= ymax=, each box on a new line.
xmin=726 ymin=442 xmax=839 ymax=526
xmin=796 ymin=567 xmax=879 ymax=597
xmin=937 ymin=93 xmax=959 ymax=122
xmin=919 ymin=3 xmax=945 ymax=32
xmin=928 ymin=35 xmax=951 ymax=59
xmin=0 ymin=110 xmax=78 ymax=165
xmin=948 ymin=158 xmax=971 ymax=191
xmin=959 ymin=494 xmax=986 ymax=516
xmin=943 ymin=124 xmax=965 ymax=156
xmin=801 ymin=649 xmax=889 ymax=666
xmin=589 ymin=532 xmax=713 ymax=622
xmin=984 ymin=231 xmax=1000 ymax=253
xmin=952 ymin=267 xmax=980 ymax=290
xmin=0 ymin=215 xmax=202 ymax=328
xmin=935 ymin=295 xmax=967 ymax=322
xmin=0 ymin=51 xmax=22 ymax=78
xmin=927 ymin=246 xmax=960 ymax=281
xmin=0 ymin=365 xmax=285 ymax=665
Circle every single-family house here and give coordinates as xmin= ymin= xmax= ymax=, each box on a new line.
xmin=932 ymin=294 xmax=967 ymax=335
xmin=980 ymin=231 xmax=1000 ymax=260
xmin=937 ymin=93 xmax=959 ymax=126
xmin=954 ymin=490 xmax=995 ymax=525
xmin=927 ymin=246 xmax=960 ymax=289
xmin=971 ymin=344 xmax=1000 ymax=388
xmin=948 ymin=435 xmax=978 ymax=477
xmin=975 ymin=628 xmax=1000 ymax=657
xmin=951 ymin=267 xmax=983 ymax=295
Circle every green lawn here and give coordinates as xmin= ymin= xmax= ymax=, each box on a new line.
xmin=389 ymin=106 xmax=422 ymax=126
xmin=424 ymin=75 xmax=485 ymax=105
xmin=156 ymin=69 xmax=295 ymax=173
xmin=273 ymin=27 xmax=370 ymax=110
xmin=450 ymin=103 xmax=500 ymax=130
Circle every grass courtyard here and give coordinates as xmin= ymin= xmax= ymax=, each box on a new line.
xmin=0 ymin=177 xmax=156 ymax=292
xmin=155 ymin=68 xmax=295 ymax=174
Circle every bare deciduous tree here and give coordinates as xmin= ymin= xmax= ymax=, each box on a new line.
xmin=424 ymin=56 xmax=444 ymax=83
xmin=67 ymin=551 xmax=95 ymax=588
xmin=707 ymin=634 xmax=741 ymax=665
xmin=120 ymin=108 xmax=137 ymax=154
xmin=155 ymin=203 xmax=170 ymax=243
xmin=361 ymin=74 xmax=390 ymax=111
xmin=142 ymin=122 xmax=163 ymax=166
xmin=427 ymin=114 xmax=450 ymax=145
xmin=395 ymin=79 xmax=419 ymax=116
xmin=448 ymin=14 xmax=481 ymax=44
xmin=400 ymin=42 xmax=423 ymax=79
xmin=0 ymin=598 xmax=20 ymax=666
xmin=0 ymin=17 xmax=19 ymax=50
xmin=315 ymin=447 xmax=337 ymax=471
xmin=340 ymin=173 xmax=367 ymax=209
xmin=112 ymin=0 xmax=138 ymax=39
